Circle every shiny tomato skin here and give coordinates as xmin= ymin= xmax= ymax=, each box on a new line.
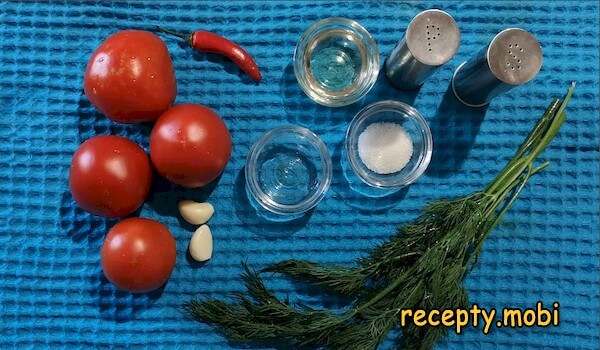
xmin=84 ymin=30 xmax=177 ymax=123
xmin=69 ymin=135 xmax=152 ymax=218
xmin=150 ymin=104 xmax=232 ymax=188
xmin=101 ymin=218 xmax=177 ymax=293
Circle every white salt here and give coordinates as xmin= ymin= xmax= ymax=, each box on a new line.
xmin=357 ymin=122 xmax=413 ymax=175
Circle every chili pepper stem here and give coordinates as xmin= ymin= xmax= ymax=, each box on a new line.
xmin=156 ymin=26 xmax=193 ymax=46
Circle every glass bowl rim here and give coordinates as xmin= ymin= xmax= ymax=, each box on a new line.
xmin=245 ymin=125 xmax=333 ymax=215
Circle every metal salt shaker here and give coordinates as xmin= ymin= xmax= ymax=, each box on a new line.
xmin=384 ymin=9 xmax=460 ymax=90
xmin=452 ymin=28 xmax=543 ymax=107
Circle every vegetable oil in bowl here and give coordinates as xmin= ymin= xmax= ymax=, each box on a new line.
xmin=294 ymin=18 xmax=379 ymax=107
xmin=308 ymin=30 xmax=365 ymax=91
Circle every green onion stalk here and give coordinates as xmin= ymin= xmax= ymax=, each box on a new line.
xmin=186 ymin=84 xmax=575 ymax=350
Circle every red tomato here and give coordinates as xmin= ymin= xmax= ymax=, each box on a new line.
xmin=69 ymin=135 xmax=152 ymax=218
xmin=101 ymin=218 xmax=177 ymax=293
xmin=150 ymin=104 xmax=232 ymax=188
xmin=84 ymin=30 xmax=177 ymax=123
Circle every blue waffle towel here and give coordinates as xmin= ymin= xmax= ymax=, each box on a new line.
xmin=0 ymin=1 xmax=598 ymax=348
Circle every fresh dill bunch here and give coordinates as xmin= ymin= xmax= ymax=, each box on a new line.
xmin=186 ymin=84 xmax=575 ymax=350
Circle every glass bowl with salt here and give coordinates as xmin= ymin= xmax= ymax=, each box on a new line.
xmin=345 ymin=100 xmax=433 ymax=189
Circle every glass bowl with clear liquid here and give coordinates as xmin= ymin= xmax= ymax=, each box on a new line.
xmin=294 ymin=18 xmax=380 ymax=107
xmin=245 ymin=126 xmax=332 ymax=216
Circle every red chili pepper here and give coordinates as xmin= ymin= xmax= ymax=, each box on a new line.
xmin=156 ymin=26 xmax=262 ymax=82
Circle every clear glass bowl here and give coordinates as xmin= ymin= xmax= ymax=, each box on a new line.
xmin=294 ymin=18 xmax=380 ymax=107
xmin=345 ymin=100 xmax=433 ymax=189
xmin=245 ymin=126 xmax=332 ymax=215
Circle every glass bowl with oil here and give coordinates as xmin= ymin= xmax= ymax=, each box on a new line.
xmin=294 ymin=18 xmax=380 ymax=107
xmin=245 ymin=126 xmax=332 ymax=216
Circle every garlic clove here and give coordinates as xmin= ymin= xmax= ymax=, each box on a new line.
xmin=178 ymin=200 xmax=214 ymax=225
xmin=189 ymin=225 xmax=213 ymax=262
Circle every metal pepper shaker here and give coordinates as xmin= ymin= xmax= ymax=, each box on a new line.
xmin=452 ymin=28 xmax=543 ymax=107
xmin=384 ymin=9 xmax=460 ymax=90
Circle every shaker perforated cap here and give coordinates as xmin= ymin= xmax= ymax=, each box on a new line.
xmin=405 ymin=9 xmax=461 ymax=66
xmin=452 ymin=28 xmax=543 ymax=107
xmin=487 ymin=28 xmax=543 ymax=85
xmin=384 ymin=9 xmax=460 ymax=90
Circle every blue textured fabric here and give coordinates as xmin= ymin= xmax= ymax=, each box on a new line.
xmin=0 ymin=1 xmax=598 ymax=349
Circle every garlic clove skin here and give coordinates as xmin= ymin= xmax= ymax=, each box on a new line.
xmin=178 ymin=200 xmax=214 ymax=225
xmin=189 ymin=225 xmax=213 ymax=262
